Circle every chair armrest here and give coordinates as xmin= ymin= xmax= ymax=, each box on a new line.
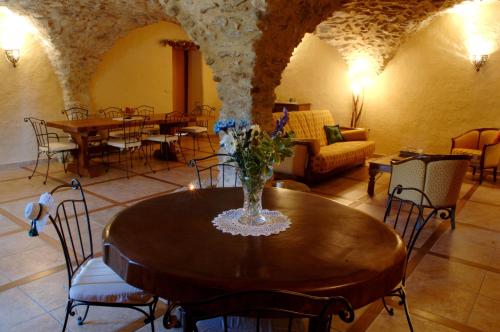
xmin=483 ymin=142 xmax=500 ymax=168
xmin=47 ymin=132 xmax=60 ymax=141
xmin=292 ymin=138 xmax=320 ymax=155
xmin=341 ymin=128 xmax=369 ymax=141
xmin=451 ymin=131 xmax=478 ymax=150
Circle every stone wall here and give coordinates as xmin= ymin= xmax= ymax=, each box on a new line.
xmin=0 ymin=0 xmax=465 ymax=125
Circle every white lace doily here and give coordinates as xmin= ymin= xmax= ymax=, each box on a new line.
xmin=212 ymin=209 xmax=291 ymax=236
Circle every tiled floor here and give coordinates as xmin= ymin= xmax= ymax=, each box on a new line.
xmin=0 ymin=138 xmax=499 ymax=332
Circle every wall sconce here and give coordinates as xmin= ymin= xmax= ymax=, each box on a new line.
xmin=471 ymin=54 xmax=488 ymax=71
xmin=4 ymin=48 xmax=19 ymax=67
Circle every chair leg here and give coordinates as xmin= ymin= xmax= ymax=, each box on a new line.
xmin=29 ymin=152 xmax=41 ymax=179
xmin=141 ymin=147 xmax=155 ymax=173
xmin=177 ymin=140 xmax=186 ymax=163
xmin=450 ymin=206 xmax=456 ymax=230
xmin=381 ymin=297 xmax=394 ymax=315
xmin=77 ymin=305 xmax=90 ymax=325
xmin=44 ymin=155 xmax=51 ymax=185
xmin=192 ymin=135 xmax=196 ymax=156
xmin=61 ymin=152 xmax=68 ymax=173
xmin=479 ymin=168 xmax=484 ymax=185
xmin=206 ymin=131 xmax=215 ymax=152
xmin=494 ymin=167 xmax=497 ymax=182
xmin=399 ymin=287 xmax=414 ymax=332
xmin=62 ymin=300 xmax=73 ymax=332
xmin=472 ymin=167 xmax=476 ymax=176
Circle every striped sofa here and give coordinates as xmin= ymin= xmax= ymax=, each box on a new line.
xmin=273 ymin=110 xmax=375 ymax=183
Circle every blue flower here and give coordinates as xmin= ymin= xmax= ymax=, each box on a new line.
xmin=271 ymin=107 xmax=289 ymax=137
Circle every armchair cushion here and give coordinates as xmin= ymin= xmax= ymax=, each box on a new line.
xmin=312 ymin=141 xmax=375 ymax=174
xmin=70 ymin=257 xmax=152 ymax=304
xmin=291 ymin=138 xmax=321 ymax=155
xmin=39 ymin=141 xmax=78 ymax=153
xmin=453 ymin=131 xmax=479 ymax=149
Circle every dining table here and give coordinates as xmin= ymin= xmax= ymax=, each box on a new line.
xmin=46 ymin=114 xmax=209 ymax=177
xmin=103 ymin=187 xmax=407 ymax=331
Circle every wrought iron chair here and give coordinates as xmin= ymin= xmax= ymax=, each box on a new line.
xmin=165 ymin=290 xmax=354 ymax=332
xmin=99 ymin=107 xmax=125 ymax=139
xmin=106 ymin=116 xmax=153 ymax=177
xmin=388 ymin=154 xmax=470 ymax=229
xmin=24 ymin=117 xmax=78 ymax=184
xmin=179 ymin=104 xmax=216 ymax=156
xmin=382 ymin=184 xmax=456 ymax=331
xmin=136 ymin=105 xmax=159 ymax=135
xmin=62 ymin=107 xmax=89 ymax=120
xmin=31 ymin=179 xmax=158 ymax=332
xmin=189 ymin=154 xmax=239 ymax=188
xmin=143 ymin=111 xmax=186 ymax=169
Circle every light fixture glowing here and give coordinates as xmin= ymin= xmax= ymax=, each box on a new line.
xmin=348 ymin=55 xmax=377 ymax=96
xmin=188 ymin=183 xmax=196 ymax=191
xmin=466 ymin=34 xmax=492 ymax=71
xmin=0 ymin=7 xmax=35 ymax=67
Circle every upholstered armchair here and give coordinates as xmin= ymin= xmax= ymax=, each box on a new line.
xmin=388 ymin=155 xmax=470 ymax=229
xmin=451 ymin=128 xmax=500 ymax=184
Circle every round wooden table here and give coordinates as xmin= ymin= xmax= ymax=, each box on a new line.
xmin=103 ymin=187 xmax=406 ymax=311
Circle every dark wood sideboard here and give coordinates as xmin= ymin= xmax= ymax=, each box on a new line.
xmin=273 ymin=102 xmax=311 ymax=112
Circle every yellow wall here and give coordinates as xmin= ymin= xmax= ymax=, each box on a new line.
xmin=276 ymin=10 xmax=500 ymax=155
xmin=0 ymin=10 xmax=65 ymax=165
xmin=90 ymin=21 xmax=221 ymax=121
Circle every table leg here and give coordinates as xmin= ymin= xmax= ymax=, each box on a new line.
xmin=68 ymin=133 xmax=104 ymax=177
xmin=368 ymin=165 xmax=378 ymax=196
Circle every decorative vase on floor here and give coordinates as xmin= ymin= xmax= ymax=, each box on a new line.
xmin=239 ymin=169 xmax=273 ymax=226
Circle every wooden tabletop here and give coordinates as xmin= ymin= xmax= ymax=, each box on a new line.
xmin=46 ymin=114 xmax=210 ymax=133
xmin=103 ymin=188 xmax=406 ymax=309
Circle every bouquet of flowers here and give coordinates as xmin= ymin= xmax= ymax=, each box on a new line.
xmin=214 ymin=109 xmax=294 ymax=225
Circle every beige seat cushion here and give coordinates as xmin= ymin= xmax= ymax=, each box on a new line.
xmin=181 ymin=126 xmax=207 ymax=134
xmin=145 ymin=134 xmax=178 ymax=143
xmin=40 ymin=141 xmax=78 ymax=153
xmin=70 ymin=257 xmax=152 ymax=304
xmin=311 ymin=141 xmax=375 ymax=173
xmin=107 ymin=138 xmax=141 ymax=149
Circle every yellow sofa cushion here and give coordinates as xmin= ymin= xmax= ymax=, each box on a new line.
xmin=341 ymin=129 xmax=369 ymax=141
xmin=312 ymin=141 xmax=376 ymax=174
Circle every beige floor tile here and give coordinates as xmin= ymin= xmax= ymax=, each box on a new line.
xmin=456 ymin=201 xmax=500 ymax=232
xmin=50 ymin=303 xmax=145 ymax=332
xmin=468 ymin=295 xmax=500 ymax=331
xmin=19 ymin=270 xmax=68 ymax=311
xmin=489 ymin=248 xmax=500 ymax=270
xmin=367 ymin=307 xmax=458 ymax=332
xmin=405 ymin=274 xmax=478 ymax=323
xmin=312 ymin=178 xmax=368 ymax=201
xmin=0 ymin=166 xmax=33 ymax=181
xmin=407 ymin=255 xmax=486 ymax=294
xmin=353 ymin=203 xmax=386 ymax=221
xmin=49 ymin=165 xmax=129 ymax=186
xmin=0 ymin=243 xmax=64 ymax=281
xmin=431 ymin=233 xmax=495 ymax=266
xmin=0 ymin=231 xmax=49 ymax=258
xmin=84 ymin=176 xmax=178 ymax=203
xmin=0 ymin=212 xmax=21 ymax=234
xmin=342 ymin=165 xmax=369 ymax=181
xmin=479 ymin=272 xmax=500 ymax=301
xmin=147 ymin=165 xmax=199 ymax=187
xmin=434 ymin=225 xmax=500 ymax=249
xmin=0 ymin=176 xmax=62 ymax=203
xmin=88 ymin=206 xmax=126 ymax=227
xmin=10 ymin=313 xmax=63 ymax=332
xmin=469 ymin=185 xmax=500 ymax=207
xmin=0 ymin=287 xmax=46 ymax=330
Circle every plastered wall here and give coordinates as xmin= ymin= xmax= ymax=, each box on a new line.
xmin=90 ymin=22 xmax=220 ymax=115
xmin=277 ymin=14 xmax=500 ymax=155
xmin=0 ymin=25 xmax=65 ymax=165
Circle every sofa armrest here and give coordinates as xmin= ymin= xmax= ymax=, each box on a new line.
xmin=292 ymin=138 xmax=320 ymax=155
xmin=483 ymin=142 xmax=500 ymax=168
xmin=341 ymin=128 xmax=369 ymax=141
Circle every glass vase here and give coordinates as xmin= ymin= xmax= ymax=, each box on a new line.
xmin=238 ymin=168 xmax=272 ymax=226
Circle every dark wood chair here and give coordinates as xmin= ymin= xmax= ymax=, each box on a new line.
xmin=24 ymin=117 xmax=78 ymax=184
xmin=31 ymin=179 xmax=158 ymax=331
xmin=189 ymin=154 xmax=239 ymax=188
xmin=168 ymin=290 xmax=354 ymax=332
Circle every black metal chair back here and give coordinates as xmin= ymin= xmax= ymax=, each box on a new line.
xmin=384 ymin=185 xmax=439 ymax=283
xmin=47 ymin=179 xmax=93 ymax=289
xmin=178 ymin=290 xmax=354 ymax=332
xmin=192 ymin=104 xmax=215 ymax=128
xmin=119 ymin=116 xmax=146 ymax=146
xmin=165 ymin=111 xmax=186 ymax=133
xmin=189 ymin=154 xmax=238 ymax=188
xmin=24 ymin=117 xmax=51 ymax=148
xmin=136 ymin=105 xmax=154 ymax=117
xmin=99 ymin=107 xmax=123 ymax=118
xmin=62 ymin=107 xmax=89 ymax=120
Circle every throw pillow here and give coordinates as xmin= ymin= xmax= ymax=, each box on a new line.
xmin=324 ymin=125 xmax=344 ymax=145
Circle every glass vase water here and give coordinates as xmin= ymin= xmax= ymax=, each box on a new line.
xmin=238 ymin=168 xmax=272 ymax=226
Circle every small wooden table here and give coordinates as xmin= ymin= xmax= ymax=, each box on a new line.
xmin=103 ymin=188 xmax=406 ymax=329
xmin=46 ymin=114 xmax=205 ymax=177
xmin=367 ymin=154 xmax=407 ymax=196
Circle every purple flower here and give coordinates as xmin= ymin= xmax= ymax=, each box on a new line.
xmin=271 ymin=107 xmax=289 ymax=137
